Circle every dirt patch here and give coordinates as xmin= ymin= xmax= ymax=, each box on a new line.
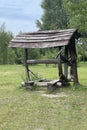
xmin=37 ymin=90 xmax=45 ymax=94
xmin=41 ymin=92 xmax=67 ymax=98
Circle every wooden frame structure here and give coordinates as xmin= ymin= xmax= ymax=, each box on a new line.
xmin=9 ymin=29 xmax=80 ymax=87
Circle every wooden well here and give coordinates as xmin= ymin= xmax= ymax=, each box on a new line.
xmin=9 ymin=29 xmax=80 ymax=89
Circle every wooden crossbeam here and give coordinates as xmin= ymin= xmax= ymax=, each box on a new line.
xmin=27 ymin=56 xmax=71 ymax=65
xmin=27 ymin=59 xmax=58 ymax=64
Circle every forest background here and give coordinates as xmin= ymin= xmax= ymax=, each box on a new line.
xmin=0 ymin=0 xmax=87 ymax=65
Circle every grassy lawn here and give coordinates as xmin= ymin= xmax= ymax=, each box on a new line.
xmin=0 ymin=63 xmax=87 ymax=130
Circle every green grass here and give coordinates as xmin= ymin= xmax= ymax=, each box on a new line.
xmin=0 ymin=63 xmax=87 ymax=130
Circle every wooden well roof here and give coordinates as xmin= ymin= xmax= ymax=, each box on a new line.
xmin=9 ymin=29 xmax=79 ymax=49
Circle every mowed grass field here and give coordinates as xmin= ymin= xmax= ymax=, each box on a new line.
xmin=0 ymin=63 xmax=87 ymax=130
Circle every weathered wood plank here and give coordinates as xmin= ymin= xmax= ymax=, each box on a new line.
xmin=21 ymin=29 xmax=76 ymax=35
xmin=16 ymin=32 xmax=73 ymax=39
xmin=11 ymin=36 xmax=70 ymax=43
xmin=47 ymin=80 xmax=60 ymax=85
xmin=35 ymin=82 xmax=48 ymax=87
xmin=27 ymin=59 xmax=58 ymax=64
xmin=21 ymin=81 xmax=34 ymax=87
xmin=27 ymin=59 xmax=71 ymax=65
xmin=9 ymin=40 xmax=68 ymax=48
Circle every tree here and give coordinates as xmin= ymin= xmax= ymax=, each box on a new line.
xmin=63 ymin=0 xmax=87 ymax=62
xmin=0 ymin=23 xmax=14 ymax=64
xmin=77 ymin=40 xmax=87 ymax=62
xmin=36 ymin=0 xmax=68 ymax=30
xmin=63 ymin=0 xmax=87 ymax=33
xmin=36 ymin=0 xmax=68 ymax=59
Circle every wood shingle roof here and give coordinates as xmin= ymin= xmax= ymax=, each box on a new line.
xmin=9 ymin=29 xmax=79 ymax=48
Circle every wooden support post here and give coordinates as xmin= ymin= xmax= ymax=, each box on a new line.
xmin=57 ymin=47 xmax=63 ymax=78
xmin=64 ymin=46 xmax=68 ymax=78
xmin=69 ymin=38 xmax=80 ymax=86
xmin=24 ymin=49 xmax=30 ymax=82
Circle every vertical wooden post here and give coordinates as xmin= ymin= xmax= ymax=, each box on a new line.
xmin=57 ymin=47 xmax=63 ymax=78
xmin=69 ymin=38 xmax=79 ymax=86
xmin=24 ymin=49 xmax=30 ymax=82
xmin=64 ymin=46 xmax=68 ymax=78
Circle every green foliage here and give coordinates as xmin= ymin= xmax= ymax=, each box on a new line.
xmin=7 ymin=48 xmax=16 ymax=64
xmin=37 ymin=0 xmax=87 ymax=33
xmin=36 ymin=0 xmax=68 ymax=30
xmin=0 ymin=24 xmax=41 ymax=64
xmin=77 ymin=41 xmax=87 ymax=63
xmin=28 ymin=49 xmax=40 ymax=59
xmin=36 ymin=0 xmax=87 ymax=62
xmin=14 ymin=48 xmax=24 ymax=64
xmin=63 ymin=0 xmax=87 ymax=33
xmin=0 ymin=23 xmax=14 ymax=64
